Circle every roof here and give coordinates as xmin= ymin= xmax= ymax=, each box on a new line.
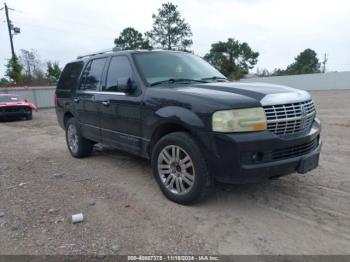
xmin=73 ymin=49 xmax=185 ymax=63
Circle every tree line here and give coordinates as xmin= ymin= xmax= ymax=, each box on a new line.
xmin=257 ymin=49 xmax=325 ymax=77
xmin=1 ymin=49 xmax=61 ymax=86
xmin=2 ymin=2 xmax=324 ymax=86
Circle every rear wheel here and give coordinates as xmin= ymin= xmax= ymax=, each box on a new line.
xmin=151 ymin=132 xmax=211 ymax=205
xmin=65 ymin=118 xmax=93 ymax=158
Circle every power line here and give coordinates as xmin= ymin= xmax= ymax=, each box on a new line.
xmin=0 ymin=14 xmax=6 ymax=25
xmin=20 ymin=21 xmax=113 ymax=41
xmin=18 ymin=9 xmax=117 ymax=32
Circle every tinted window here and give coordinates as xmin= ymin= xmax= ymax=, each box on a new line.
xmin=104 ymin=56 xmax=132 ymax=92
xmin=80 ymin=58 xmax=107 ymax=90
xmin=57 ymin=62 xmax=84 ymax=90
xmin=133 ymin=52 xmax=225 ymax=85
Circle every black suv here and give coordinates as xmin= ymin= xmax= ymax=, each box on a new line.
xmin=55 ymin=50 xmax=321 ymax=204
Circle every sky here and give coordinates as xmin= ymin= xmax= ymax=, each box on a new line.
xmin=1 ymin=0 xmax=350 ymax=77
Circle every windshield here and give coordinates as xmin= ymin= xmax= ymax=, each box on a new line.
xmin=133 ymin=52 xmax=226 ymax=86
xmin=0 ymin=95 xmax=19 ymax=102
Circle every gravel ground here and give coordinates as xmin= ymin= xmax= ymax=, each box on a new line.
xmin=0 ymin=90 xmax=350 ymax=255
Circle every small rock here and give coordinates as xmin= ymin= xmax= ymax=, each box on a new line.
xmin=55 ymin=216 xmax=65 ymax=223
xmin=1 ymin=165 xmax=8 ymax=170
xmin=11 ymin=224 xmax=19 ymax=231
xmin=125 ymin=204 xmax=130 ymax=208
xmin=111 ymin=244 xmax=120 ymax=252
xmin=0 ymin=212 xmax=5 ymax=218
xmin=48 ymin=208 xmax=59 ymax=214
xmin=52 ymin=172 xmax=64 ymax=178
xmin=95 ymin=240 xmax=101 ymax=248
xmin=88 ymin=199 xmax=96 ymax=206
xmin=96 ymin=252 xmax=106 ymax=260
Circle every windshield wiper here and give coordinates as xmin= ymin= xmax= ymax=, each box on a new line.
xmin=150 ymin=78 xmax=207 ymax=86
xmin=201 ymin=76 xmax=228 ymax=82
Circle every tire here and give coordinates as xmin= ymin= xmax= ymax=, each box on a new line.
xmin=151 ymin=132 xmax=211 ymax=205
xmin=26 ymin=110 xmax=33 ymax=120
xmin=65 ymin=117 xmax=93 ymax=158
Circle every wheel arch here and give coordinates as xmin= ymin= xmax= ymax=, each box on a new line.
xmin=148 ymin=106 xmax=207 ymax=158
xmin=63 ymin=111 xmax=74 ymax=128
xmin=149 ymin=122 xmax=192 ymax=155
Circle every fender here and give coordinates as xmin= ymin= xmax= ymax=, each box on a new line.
xmin=143 ymin=106 xmax=208 ymax=154
xmin=27 ymin=102 xmax=37 ymax=111
xmin=151 ymin=106 xmax=206 ymax=134
xmin=144 ymin=105 xmax=217 ymax=162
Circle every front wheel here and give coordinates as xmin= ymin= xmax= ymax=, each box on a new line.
xmin=26 ymin=109 xmax=32 ymax=120
xmin=65 ymin=118 xmax=93 ymax=158
xmin=151 ymin=132 xmax=211 ymax=205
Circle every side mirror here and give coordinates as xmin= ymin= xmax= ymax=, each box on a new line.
xmin=117 ymin=77 xmax=137 ymax=94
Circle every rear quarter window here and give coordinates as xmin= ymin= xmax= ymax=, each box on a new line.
xmin=79 ymin=58 xmax=107 ymax=91
xmin=57 ymin=62 xmax=84 ymax=90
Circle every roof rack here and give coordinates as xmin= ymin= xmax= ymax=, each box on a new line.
xmin=76 ymin=47 xmax=122 ymax=59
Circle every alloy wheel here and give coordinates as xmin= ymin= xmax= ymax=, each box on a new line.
xmin=157 ymin=145 xmax=195 ymax=195
xmin=67 ymin=124 xmax=79 ymax=154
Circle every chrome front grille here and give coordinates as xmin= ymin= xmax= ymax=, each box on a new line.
xmin=263 ymin=100 xmax=316 ymax=136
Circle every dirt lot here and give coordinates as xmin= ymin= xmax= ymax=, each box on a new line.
xmin=0 ymin=90 xmax=350 ymax=255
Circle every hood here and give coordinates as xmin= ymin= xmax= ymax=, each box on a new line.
xmin=145 ymin=81 xmax=311 ymax=114
xmin=176 ymin=82 xmax=310 ymax=106
xmin=0 ymin=101 xmax=37 ymax=110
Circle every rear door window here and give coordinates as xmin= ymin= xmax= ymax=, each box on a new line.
xmin=80 ymin=58 xmax=107 ymax=91
xmin=57 ymin=62 xmax=84 ymax=90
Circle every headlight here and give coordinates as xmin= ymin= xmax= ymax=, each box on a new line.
xmin=212 ymin=107 xmax=267 ymax=132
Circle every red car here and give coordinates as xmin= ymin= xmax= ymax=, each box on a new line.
xmin=0 ymin=94 xmax=37 ymax=120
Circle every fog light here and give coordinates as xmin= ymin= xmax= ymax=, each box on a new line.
xmin=251 ymin=152 xmax=264 ymax=162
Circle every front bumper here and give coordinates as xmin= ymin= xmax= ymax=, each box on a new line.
xmin=201 ymin=118 xmax=321 ymax=184
xmin=0 ymin=107 xmax=32 ymax=118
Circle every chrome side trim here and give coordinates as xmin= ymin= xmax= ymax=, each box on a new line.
xmin=99 ymin=91 xmax=126 ymax=96
xmin=100 ymin=127 xmax=150 ymax=142
xmin=81 ymin=123 xmax=150 ymax=142
xmin=81 ymin=123 xmax=99 ymax=129
xmin=77 ymin=90 xmax=126 ymax=96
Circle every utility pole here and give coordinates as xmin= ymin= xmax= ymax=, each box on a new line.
xmin=2 ymin=3 xmax=20 ymax=59
xmin=322 ymin=53 xmax=328 ymax=73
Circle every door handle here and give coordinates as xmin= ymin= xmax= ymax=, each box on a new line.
xmin=102 ymin=100 xmax=110 ymax=106
xmin=73 ymin=97 xmax=80 ymax=103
